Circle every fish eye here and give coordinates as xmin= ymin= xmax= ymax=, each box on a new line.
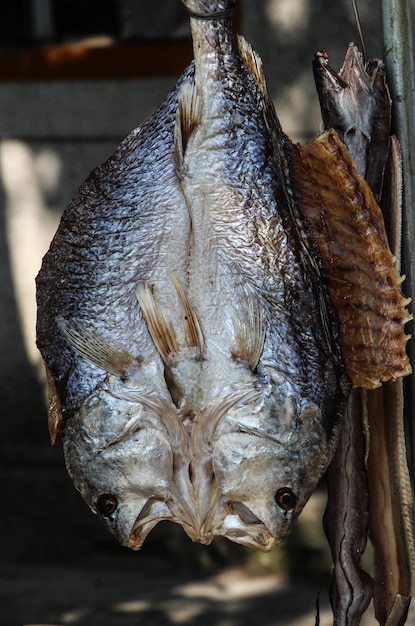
xmin=96 ymin=493 xmax=118 ymax=517
xmin=275 ymin=488 xmax=298 ymax=511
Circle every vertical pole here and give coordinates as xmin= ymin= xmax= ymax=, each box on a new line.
xmin=381 ymin=0 xmax=415 ymax=474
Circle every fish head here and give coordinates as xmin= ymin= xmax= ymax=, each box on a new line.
xmin=63 ymin=391 xmax=176 ymax=549
xmin=212 ymin=390 xmax=339 ymax=550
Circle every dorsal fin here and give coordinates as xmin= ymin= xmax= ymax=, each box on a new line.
xmin=56 ymin=316 xmax=139 ymax=380
xmin=135 ymin=281 xmax=179 ymax=362
xmin=170 ymin=273 xmax=204 ymax=355
xmin=237 ymin=35 xmax=267 ymax=96
xmin=174 ymin=79 xmax=202 ymax=172
xmin=230 ymin=286 xmax=266 ymax=370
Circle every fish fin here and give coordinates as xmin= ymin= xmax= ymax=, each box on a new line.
xmin=237 ymin=35 xmax=267 ymax=96
xmin=231 ymin=286 xmax=266 ymax=370
xmin=44 ymin=364 xmax=63 ymax=445
xmin=56 ymin=316 xmax=138 ymax=380
xmin=174 ymin=79 xmax=202 ymax=171
xmin=135 ymin=281 xmax=179 ymax=362
xmin=288 ymin=129 xmax=412 ymax=388
xmin=170 ymin=273 xmax=204 ymax=355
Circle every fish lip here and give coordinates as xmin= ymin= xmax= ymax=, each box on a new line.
xmin=182 ymin=525 xmax=215 ymax=546
xmin=124 ymin=499 xmax=173 ymax=550
xmin=219 ymin=514 xmax=277 ymax=552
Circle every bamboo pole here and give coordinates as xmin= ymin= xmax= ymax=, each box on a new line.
xmin=380 ymin=0 xmax=415 ymax=473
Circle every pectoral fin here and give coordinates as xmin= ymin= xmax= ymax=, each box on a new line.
xmin=56 ymin=316 xmax=139 ymax=380
xmin=230 ymin=285 xmax=265 ymax=371
xmin=135 ymin=282 xmax=179 ymax=362
xmin=170 ymin=273 xmax=204 ymax=355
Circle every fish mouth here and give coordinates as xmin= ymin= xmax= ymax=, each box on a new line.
xmin=125 ymin=499 xmax=173 ymax=550
xmin=124 ymin=500 xmax=276 ymax=552
xmin=218 ymin=503 xmax=277 ymax=552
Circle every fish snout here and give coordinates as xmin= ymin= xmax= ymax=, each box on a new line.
xmin=218 ymin=503 xmax=278 ymax=551
xmin=124 ymin=499 xmax=173 ymax=550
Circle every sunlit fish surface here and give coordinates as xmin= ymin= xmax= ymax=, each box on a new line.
xmin=36 ymin=0 xmax=351 ymax=551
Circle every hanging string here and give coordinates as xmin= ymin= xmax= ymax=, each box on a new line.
xmin=186 ymin=6 xmax=235 ymax=21
xmin=351 ymin=0 xmax=367 ymax=63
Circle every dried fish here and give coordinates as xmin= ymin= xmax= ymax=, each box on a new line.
xmin=36 ymin=0 xmax=410 ymax=560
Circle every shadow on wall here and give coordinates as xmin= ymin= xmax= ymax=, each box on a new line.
xmin=0 ymin=139 xmax=128 ymax=562
xmin=0 ymin=149 xmax=45 ymax=460
xmin=0 ymin=141 xmax=71 ymax=561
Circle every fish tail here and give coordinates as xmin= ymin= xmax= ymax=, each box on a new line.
xmin=182 ymin=0 xmax=236 ymax=19
xmin=183 ymin=0 xmax=237 ymax=71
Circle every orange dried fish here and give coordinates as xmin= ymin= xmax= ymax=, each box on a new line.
xmin=288 ymin=129 xmax=412 ymax=389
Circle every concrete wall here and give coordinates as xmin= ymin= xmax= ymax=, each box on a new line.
xmin=0 ymin=0 xmax=408 ymax=566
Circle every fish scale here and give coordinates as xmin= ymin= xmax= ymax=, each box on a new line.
xmin=37 ymin=68 xmax=196 ymax=417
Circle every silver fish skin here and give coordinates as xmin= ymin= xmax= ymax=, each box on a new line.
xmin=36 ymin=0 xmax=350 ymax=551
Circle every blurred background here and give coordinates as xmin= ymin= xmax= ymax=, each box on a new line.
xmin=0 ymin=1 xmax=413 ymax=624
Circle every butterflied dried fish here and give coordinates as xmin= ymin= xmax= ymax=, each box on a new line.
xmin=36 ymin=0 xmax=410 ymax=556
